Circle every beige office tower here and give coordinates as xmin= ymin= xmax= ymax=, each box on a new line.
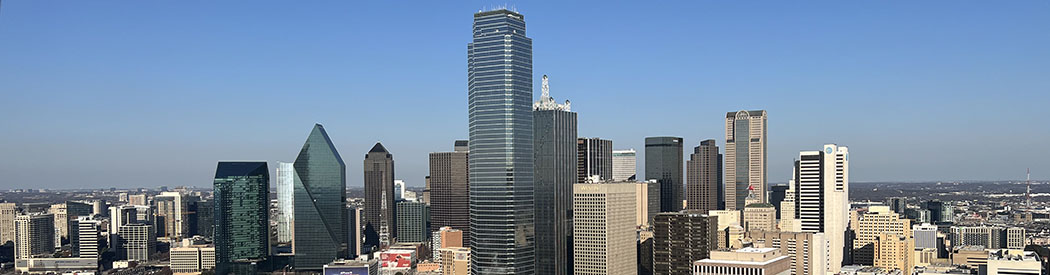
xmin=14 ymin=213 xmax=55 ymax=259
xmin=708 ymin=210 xmax=742 ymax=249
xmin=778 ymin=180 xmax=797 ymax=231
xmin=612 ymin=149 xmax=637 ymax=181
xmin=170 ymin=245 xmax=215 ymax=275
xmin=636 ymin=182 xmax=649 ymax=228
xmin=438 ymin=247 xmax=471 ymax=275
xmin=0 ymin=203 xmax=16 ymax=245
xmin=745 ymin=231 xmax=828 ymax=275
xmin=724 ymin=110 xmax=767 ymax=210
xmin=793 ymin=144 xmax=848 ymax=274
xmin=1007 ymin=227 xmax=1025 ymax=249
xmin=48 ymin=204 xmax=66 ymax=248
xmin=914 ymin=248 xmax=937 ymax=267
xmin=743 ymin=203 xmax=777 ymax=232
xmin=128 ymin=194 xmax=148 ymax=206
xmin=573 ymin=183 xmax=637 ymax=275
xmin=854 ymin=206 xmax=911 ymax=265
xmin=875 ymin=233 xmax=914 ymax=274
xmin=686 ymin=140 xmax=719 ymax=212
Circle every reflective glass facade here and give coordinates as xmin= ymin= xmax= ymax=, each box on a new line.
xmin=213 ymin=161 xmax=269 ymax=274
xmin=467 ymin=9 xmax=535 ymax=275
xmin=534 ymin=108 xmax=576 ymax=275
xmin=645 ymin=137 xmax=684 ymax=215
xmin=293 ymin=124 xmax=347 ymax=270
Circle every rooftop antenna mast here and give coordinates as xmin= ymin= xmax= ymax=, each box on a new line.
xmin=1027 ymin=168 xmax=1032 ymax=209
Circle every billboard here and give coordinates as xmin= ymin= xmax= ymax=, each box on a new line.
xmin=323 ymin=266 xmax=370 ymax=275
xmin=379 ymin=250 xmax=416 ymax=268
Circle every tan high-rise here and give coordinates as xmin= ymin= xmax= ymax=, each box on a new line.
xmin=875 ymin=233 xmax=914 ymax=275
xmin=745 ymin=230 xmax=829 ymax=275
xmin=743 ymin=203 xmax=777 ymax=232
xmin=573 ymin=182 xmax=637 ymax=275
xmin=0 ymin=203 xmax=16 ymax=245
xmin=686 ymin=140 xmax=719 ymax=212
xmin=438 ymin=247 xmax=470 ymax=275
xmin=636 ymin=182 xmax=649 ymax=228
xmin=724 ymin=110 xmax=767 ymax=210
xmin=854 ymin=206 xmax=911 ymax=265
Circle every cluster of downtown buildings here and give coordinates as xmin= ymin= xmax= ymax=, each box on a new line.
xmin=1 ymin=8 xmax=1047 ymax=275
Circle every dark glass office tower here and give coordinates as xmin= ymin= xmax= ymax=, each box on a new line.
xmin=769 ymin=184 xmax=788 ymax=219
xmin=364 ymin=143 xmax=395 ymax=250
xmin=576 ymin=137 xmax=612 ymax=183
xmin=213 ymin=161 xmax=269 ymax=274
xmin=428 ymin=141 xmax=470 ymax=245
xmin=645 ymin=137 xmax=684 ymax=216
xmin=194 ymin=200 xmax=213 ymax=239
xmin=653 ymin=211 xmax=717 ymax=275
xmin=468 ymin=9 xmax=535 ymax=274
xmin=533 ymin=76 xmax=576 ymax=275
xmin=293 ymin=124 xmax=347 ymax=271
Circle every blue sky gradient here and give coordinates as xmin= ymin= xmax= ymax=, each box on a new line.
xmin=1 ymin=1 xmax=1047 ymax=189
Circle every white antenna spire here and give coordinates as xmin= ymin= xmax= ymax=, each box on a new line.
xmin=533 ymin=74 xmax=570 ymax=111
xmin=541 ymin=74 xmax=550 ymax=99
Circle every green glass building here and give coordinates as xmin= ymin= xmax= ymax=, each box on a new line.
xmin=213 ymin=161 xmax=269 ymax=274
xmin=293 ymin=124 xmax=347 ymax=270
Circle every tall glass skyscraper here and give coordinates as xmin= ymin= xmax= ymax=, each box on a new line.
xmin=645 ymin=136 xmax=684 ymax=219
xmin=467 ymin=9 xmax=535 ymax=274
xmin=213 ymin=161 xmax=269 ymax=274
xmin=293 ymin=124 xmax=347 ymax=270
xmin=275 ymin=162 xmax=295 ymax=244
xmin=533 ymin=75 xmax=576 ymax=275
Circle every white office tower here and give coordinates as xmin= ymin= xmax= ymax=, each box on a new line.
xmin=612 ymin=149 xmax=637 ymax=181
xmin=573 ymin=182 xmax=638 ymax=275
xmin=75 ymin=217 xmax=102 ymax=259
xmin=394 ymin=179 xmax=407 ymax=201
xmin=276 ymin=161 xmax=295 ymax=244
xmin=14 ymin=213 xmax=55 ymax=259
xmin=913 ymin=223 xmax=938 ymax=249
xmin=792 ymin=144 xmax=848 ymax=274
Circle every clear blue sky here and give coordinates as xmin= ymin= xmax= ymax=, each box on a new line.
xmin=1 ymin=1 xmax=1047 ymax=189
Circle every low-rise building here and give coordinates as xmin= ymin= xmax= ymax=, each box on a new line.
xmin=693 ymin=247 xmax=790 ymax=275
xmin=170 ymin=245 xmax=215 ymax=274
xmin=986 ymin=249 xmax=1041 ymax=275
xmin=15 ymin=258 xmax=97 ymax=274
xmin=324 ymin=259 xmax=379 ymax=275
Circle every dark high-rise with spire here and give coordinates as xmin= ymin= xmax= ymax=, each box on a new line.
xmin=467 ymin=8 xmax=536 ymax=274
xmin=363 ymin=142 xmax=395 ymax=250
xmin=292 ymin=124 xmax=346 ymax=271
xmin=533 ymin=75 xmax=576 ymax=275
